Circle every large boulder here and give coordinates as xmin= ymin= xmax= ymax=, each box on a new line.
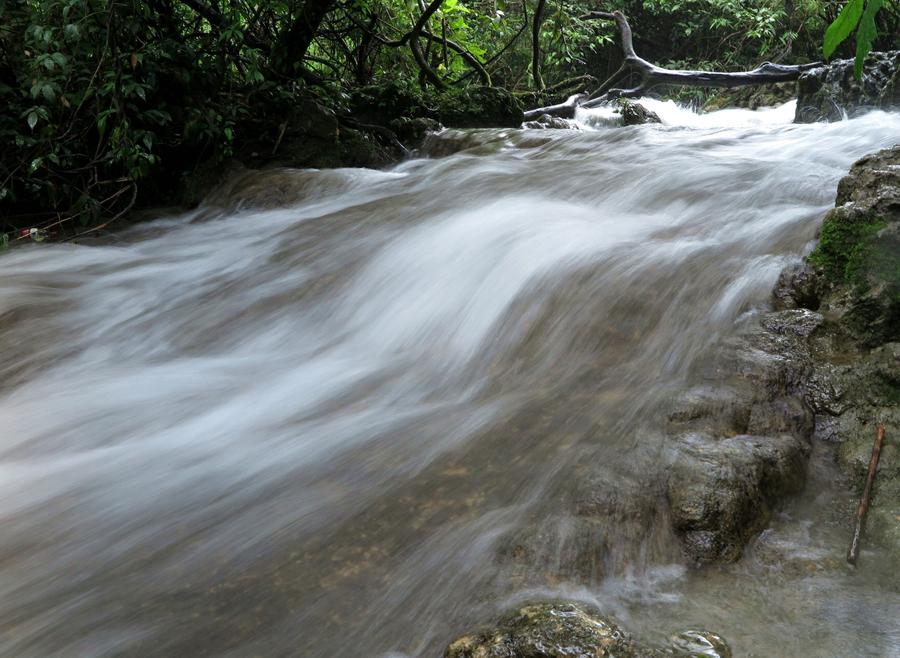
xmin=795 ymin=50 xmax=900 ymax=122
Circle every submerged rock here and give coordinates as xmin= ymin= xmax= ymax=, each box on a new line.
xmin=669 ymin=629 xmax=732 ymax=658
xmin=444 ymin=603 xmax=651 ymax=658
xmin=668 ymin=431 xmax=809 ymax=563
xmin=444 ymin=603 xmax=732 ymax=658
xmin=795 ymin=50 xmax=900 ymax=122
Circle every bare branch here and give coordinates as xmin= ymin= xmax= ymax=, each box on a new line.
xmin=527 ymin=11 xmax=822 ymax=119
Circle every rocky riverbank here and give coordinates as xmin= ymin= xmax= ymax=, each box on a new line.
xmin=441 ymin=145 xmax=899 ymax=658
xmin=775 ymin=145 xmax=900 ymax=560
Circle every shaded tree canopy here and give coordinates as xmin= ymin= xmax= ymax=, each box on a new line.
xmin=1 ymin=0 xmax=897 ymax=237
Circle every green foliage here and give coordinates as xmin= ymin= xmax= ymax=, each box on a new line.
xmin=823 ymin=0 xmax=887 ymax=79
xmin=2 ymin=0 xmax=888 ymax=237
xmin=854 ymin=0 xmax=884 ymax=79
xmin=823 ymin=0 xmax=865 ymax=57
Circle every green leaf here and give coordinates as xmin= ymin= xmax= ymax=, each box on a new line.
xmin=27 ymin=111 xmax=39 ymax=130
xmin=823 ymin=0 xmax=864 ymax=58
xmin=854 ymin=0 xmax=883 ymax=80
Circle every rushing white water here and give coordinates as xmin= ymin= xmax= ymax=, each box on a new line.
xmin=1 ymin=102 xmax=899 ymax=657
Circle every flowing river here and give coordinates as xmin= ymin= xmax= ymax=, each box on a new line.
xmin=1 ymin=101 xmax=899 ymax=657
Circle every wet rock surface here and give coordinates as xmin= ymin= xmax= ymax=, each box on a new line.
xmin=664 ymin=310 xmax=817 ymax=563
xmin=619 ymin=99 xmax=662 ymax=125
xmin=523 ymin=113 xmax=577 ymax=129
xmin=702 ymin=82 xmax=797 ymax=111
xmin=774 ymin=145 xmax=900 ymax=558
xmin=795 ymin=50 xmax=900 ymax=122
xmin=444 ymin=603 xmax=731 ymax=658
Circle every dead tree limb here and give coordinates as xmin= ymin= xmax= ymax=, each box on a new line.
xmin=525 ymin=10 xmax=821 ymax=120
xmin=847 ymin=424 xmax=887 ymax=565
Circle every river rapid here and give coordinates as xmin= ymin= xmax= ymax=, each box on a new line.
xmin=1 ymin=100 xmax=899 ymax=657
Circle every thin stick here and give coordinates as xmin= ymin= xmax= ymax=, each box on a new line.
xmin=847 ymin=424 xmax=886 ymax=565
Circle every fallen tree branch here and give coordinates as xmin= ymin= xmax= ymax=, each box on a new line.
xmin=847 ymin=423 xmax=887 ymax=565
xmin=525 ymin=10 xmax=821 ymax=120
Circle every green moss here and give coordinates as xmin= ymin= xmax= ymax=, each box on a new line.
xmin=809 ymin=213 xmax=888 ymax=285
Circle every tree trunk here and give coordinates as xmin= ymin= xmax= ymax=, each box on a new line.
xmin=272 ymin=0 xmax=338 ymax=78
xmin=531 ymin=0 xmax=547 ymax=90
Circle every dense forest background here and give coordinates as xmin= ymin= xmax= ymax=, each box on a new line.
xmin=1 ymin=0 xmax=898 ymax=239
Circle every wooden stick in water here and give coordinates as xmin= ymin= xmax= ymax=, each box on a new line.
xmin=847 ymin=424 xmax=886 ymax=565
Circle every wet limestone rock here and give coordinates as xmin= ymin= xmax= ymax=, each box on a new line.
xmin=664 ymin=310 xmax=819 ymax=563
xmin=444 ymin=603 xmax=732 ymax=658
xmin=772 ymin=145 xmax=900 ymax=561
xmin=806 ymin=145 xmax=900 ymax=347
xmin=667 ymin=431 xmax=809 ymax=562
xmin=619 ymin=99 xmax=662 ymax=125
xmin=795 ymin=50 xmax=900 ymax=122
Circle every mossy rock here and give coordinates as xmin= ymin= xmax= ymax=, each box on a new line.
xmin=808 ymin=146 xmax=900 ymax=346
xmin=702 ymin=82 xmax=796 ymax=111
xmin=795 ymin=51 xmax=900 ymax=122
xmin=444 ymin=602 xmax=732 ymax=658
